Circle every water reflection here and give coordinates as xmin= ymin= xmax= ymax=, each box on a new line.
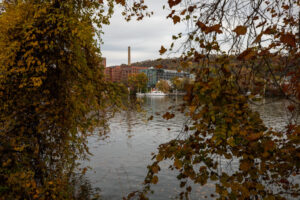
xmin=85 ymin=97 xmax=294 ymax=200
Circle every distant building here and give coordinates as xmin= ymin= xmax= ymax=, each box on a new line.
xmin=101 ymin=57 xmax=106 ymax=68
xmin=105 ymin=66 xmax=122 ymax=82
xmin=104 ymin=46 xmax=148 ymax=83
xmin=140 ymin=67 xmax=190 ymax=87
xmin=105 ymin=65 xmax=147 ymax=83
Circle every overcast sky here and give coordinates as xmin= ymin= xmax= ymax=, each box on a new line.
xmin=101 ymin=1 xmax=185 ymax=66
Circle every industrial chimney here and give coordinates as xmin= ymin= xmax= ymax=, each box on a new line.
xmin=128 ymin=46 xmax=131 ymax=66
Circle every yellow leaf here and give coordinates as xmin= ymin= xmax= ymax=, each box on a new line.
xmin=227 ymin=137 xmax=235 ymax=147
xmin=151 ymin=175 xmax=159 ymax=184
xmin=156 ymin=154 xmax=163 ymax=161
xmin=189 ymin=106 xmax=196 ymax=113
xmin=174 ymin=159 xmax=183 ymax=169
xmin=31 ymin=77 xmax=43 ymax=87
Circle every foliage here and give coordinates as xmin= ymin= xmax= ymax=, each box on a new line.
xmin=132 ymin=58 xmax=181 ymax=70
xmin=171 ymin=77 xmax=190 ymax=91
xmin=128 ymin=72 xmax=148 ymax=93
xmin=0 ymin=0 xmax=136 ymax=199
xmin=155 ymin=80 xmax=171 ymax=93
xmin=125 ymin=0 xmax=300 ymax=199
xmin=137 ymin=69 xmax=300 ymax=199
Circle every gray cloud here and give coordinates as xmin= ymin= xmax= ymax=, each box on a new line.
xmin=101 ymin=2 xmax=185 ymax=66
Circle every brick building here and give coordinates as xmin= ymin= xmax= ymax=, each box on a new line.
xmin=104 ymin=46 xmax=148 ymax=83
xmin=105 ymin=65 xmax=147 ymax=83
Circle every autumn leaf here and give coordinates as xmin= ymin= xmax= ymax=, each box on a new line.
xmin=116 ymin=0 xmax=125 ymax=6
xmin=196 ymin=21 xmax=207 ymax=31
xmin=159 ymin=46 xmax=167 ymax=55
xmin=237 ymin=48 xmax=256 ymax=60
xmin=247 ymin=132 xmax=263 ymax=141
xmin=156 ymin=154 xmax=164 ymax=161
xmin=174 ymin=159 xmax=183 ymax=169
xmin=280 ymin=33 xmax=296 ymax=47
xmin=282 ymin=5 xmax=290 ymax=10
xmin=168 ymin=0 xmax=181 ymax=8
xmin=240 ymin=160 xmax=251 ymax=171
xmin=151 ymin=175 xmax=159 ymax=184
xmin=233 ymin=26 xmax=247 ymax=36
xmin=172 ymin=15 xmax=180 ymax=24
xmin=148 ymin=115 xmax=153 ymax=120
xmin=151 ymin=165 xmax=159 ymax=173
xmin=163 ymin=112 xmax=175 ymax=120
xmin=208 ymin=24 xmax=222 ymax=34
xmin=252 ymin=33 xmax=263 ymax=44
xmin=287 ymin=104 xmax=295 ymax=112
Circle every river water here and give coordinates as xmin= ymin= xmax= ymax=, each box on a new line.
xmin=84 ymin=96 xmax=295 ymax=200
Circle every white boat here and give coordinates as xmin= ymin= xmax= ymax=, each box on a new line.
xmin=136 ymin=92 xmax=145 ymax=97
xmin=145 ymin=90 xmax=167 ymax=96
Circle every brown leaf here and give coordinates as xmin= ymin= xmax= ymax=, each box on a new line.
xmin=172 ymin=15 xmax=181 ymax=24
xmin=237 ymin=48 xmax=256 ymax=60
xmin=151 ymin=175 xmax=159 ymax=184
xmin=151 ymin=165 xmax=159 ymax=173
xmin=163 ymin=112 xmax=175 ymax=120
xmin=116 ymin=0 xmax=125 ymax=6
xmin=196 ymin=21 xmax=207 ymax=31
xmin=233 ymin=26 xmax=247 ymax=36
xmin=253 ymin=33 xmax=263 ymax=44
xmin=148 ymin=115 xmax=153 ymax=120
xmin=159 ymin=46 xmax=167 ymax=55
xmin=168 ymin=0 xmax=181 ymax=8
xmin=240 ymin=160 xmax=251 ymax=171
xmin=156 ymin=154 xmax=164 ymax=161
xmin=208 ymin=24 xmax=222 ymax=34
xmin=280 ymin=33 xmax=296 ymax=47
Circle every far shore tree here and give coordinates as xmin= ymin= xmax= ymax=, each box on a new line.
xmin=128 ymin=72 xmax=148 ymax=93
xmin=156 ymin=80 xmax=171 ymax=93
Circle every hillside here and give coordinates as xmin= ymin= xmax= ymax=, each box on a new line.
xmin=132 ymin=58 xmax=181 ymax=70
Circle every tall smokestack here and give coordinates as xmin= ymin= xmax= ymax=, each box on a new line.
xmin=128 ymin=46 xmax=131 ymax=66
